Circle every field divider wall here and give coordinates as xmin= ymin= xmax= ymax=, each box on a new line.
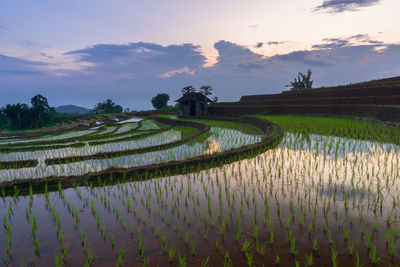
xmin=208 ymin=105 xmax=400 ymax=125
xmin=45 ymin=117 xmax=209 ymax=165
xmin=0 ymin=159 xmax=38 ymax=170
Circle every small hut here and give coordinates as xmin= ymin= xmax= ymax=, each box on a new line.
xmin=175 ymin=92 xmax=212 ymax=116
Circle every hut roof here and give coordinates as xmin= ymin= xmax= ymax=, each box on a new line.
xmin=175 ymin=92 xmax=212 ymax=103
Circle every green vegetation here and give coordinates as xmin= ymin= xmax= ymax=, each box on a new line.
xmin=260 ymin=115 xmax=400 ymax=145
xmin=151 ymin=94 xmax=170 ymax=110
xmin=92 ymin=99 xmax=122 ymax=114
xmin=286 ymin=69 xmax=313 ymax=91
xmin=180 ymin=85 xmax=218 ymax=102
xmin=0 ymin=94 xmax=86 ymax=131
xmin=179 ymin=118 xmax=262 ymax=136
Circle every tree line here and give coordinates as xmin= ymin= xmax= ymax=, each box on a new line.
xmin=92 ymin=99 xmax=123 ymax=114
xmin=0 ymin=95 xmax=125 ymax=130
xmin=0 ymin=94 xmax=53 ymax=130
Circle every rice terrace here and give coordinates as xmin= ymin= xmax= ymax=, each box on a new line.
xmin=1 ymin=1 xmax=400 ymax=266
xmin=0 ymin=76 xmax=398 ymax=267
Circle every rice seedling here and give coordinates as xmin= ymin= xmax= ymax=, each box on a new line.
xmin=275 ymin=254 xmax=281 ymax=265
xmin=255 ymin=240 xmax=267 ymax=255
xmin=290 ymin=238 xmax=296 ymax=255
xmin=331 ymin=246 xmax=338 ymax=267
xmin=313 ymin=238 xmax=318 ymax=251
xmin=305 ymin=253 xmax=313 ymax=266
xmin=168 ymin=246 xmax=175 ymax=263
xmin=116 ymin=243 xmax=125 ymax=267
xmin=369 ymin=245 xmax=379 ymax=264
xmin=348 ymin=244 xmax=354 ymax=256
xmin=202 ymin=255 xmax=210 ymax=267
xmin=178 ymin=254 xmax=186 ymax=267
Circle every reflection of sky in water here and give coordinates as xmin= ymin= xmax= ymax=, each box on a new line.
xmin=115 ymin=117 xmax=142 ymax=124
xmin=265 ymin=133 xmax=400 ymax=200
xmin=0 ymin=126 xmax=261 ymax=180
xmin=284 ymin=132 xmax=399 ymax=158
xmin=0 ymin=130 xmax=95 ymax=145
xmin=0 ymin=129 xmax=181 ymax=162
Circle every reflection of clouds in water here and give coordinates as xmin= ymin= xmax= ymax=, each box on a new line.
xmin=283 ymin=132 xmax=399 ymax=159
xmin=0 ymin=125 xmax=261 ymax=181
xmin=205 ymin=139 xmax=221 ymax=154
xmin=0 ymin=129 xmax=182 ymax=162
xmin=266 ymin=133 xmax=400 ymax=192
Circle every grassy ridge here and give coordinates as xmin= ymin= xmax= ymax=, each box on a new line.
xmin=159 ymin=115 xmax=262 ymax=135
xmin=260 ymin=115 xmax=400 ymax=145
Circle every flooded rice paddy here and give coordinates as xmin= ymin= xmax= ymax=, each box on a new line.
xmin=0 ymin=115 xmax=399 ymax=266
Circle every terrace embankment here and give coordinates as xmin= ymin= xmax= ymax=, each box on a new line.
xmin=0 ymin=119 xmax=145 ymax=153
xmin=45 ymin=117 xmax=210 ymax=165
xmin=0 ymin=159 xmax=38 ymax=170
xmin=208 ymin=76 xmax=400 ymax=125
xmin=0 ymin=116 xmax=282 ymax=195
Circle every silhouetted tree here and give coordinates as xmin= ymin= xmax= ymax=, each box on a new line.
xmin=93 ymin=99 xmax=123 ymax=114
xmin=151 ymin=93 xmax=170 ymax=110
xmin=181 ymin=86 xmax=195 ymax=95
xmin=3 ymin=103 xmax=30 ymax=129
xmin=286 ymin=69 xmax=313 ymax=91
xmin=199 ymin=85 xmax=213 ymax=96
xmin=31 ymin=94 xmax=50 ymax=122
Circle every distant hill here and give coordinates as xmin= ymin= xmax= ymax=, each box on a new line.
xmin=55 ymin=105 xmax=91 ymax=114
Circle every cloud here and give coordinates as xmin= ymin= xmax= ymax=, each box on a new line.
xmin=158 ymin=66 xmax=195 ymax=78
xmin=255 ymin=41 xmax=284 ymax=48
xmin=41 ymin=52 xmax=54 ymax=59
xmin=1 ymin=37 xmax=400 ymax=110
xmin=314 ymin=0 xmax=380 ymax=13
xmin=276 ymin=51 xmax=333 ymax=66
xmin=0 ymin=54 xmax=45 ymax=77
xmin=209 ymin=41 xmax=273 ymax=77
xmin=202 ymin=38 xmax=400 ymax=95
xmin=267 ymin=41 xmax=283 ymax=45
xmin=248 ymin=24 xmax=259 ymax=31
xmin=312 ymin=34 xmax=383 ymax=49
xmin=66 ymin=42 xmax=205 ymax=79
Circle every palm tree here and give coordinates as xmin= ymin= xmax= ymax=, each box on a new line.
xmin=286 ymin=69 xmax=313 ymax=91
xmin=181 ymin=86 xmax=195 ymax=95
xmin=200 ymin=85 xmax=213 ymax=96
xmin=31 ymin=94 xmax=49 ymax=122
xmin=4 ymin=103 xmax=30 ymax=129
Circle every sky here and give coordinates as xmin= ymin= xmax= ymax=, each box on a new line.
xmin=0 ymin=0 xmax=399 ymax=110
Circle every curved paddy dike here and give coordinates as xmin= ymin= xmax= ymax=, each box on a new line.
xmin=0 ymin=120 xmax=147 ymax=153
xmin=0 ymin=117 xmax=145 ymax=150
xmin=78 ymin=122 xmax=141 ymax=141
xmin=0 ymin=126 xmax=106 ymax=149
xmin=0 ymin=116 xmax=283 ymax=195
xmin=45 ymin=117 xmax=208 ymax=165
xmin=87 ymin=128 xmax=167 ymax=146
xmin=0 ymin=142 xmax=87 ymax=153
xmin=0 ymin=159 xmax=38 ymax=170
